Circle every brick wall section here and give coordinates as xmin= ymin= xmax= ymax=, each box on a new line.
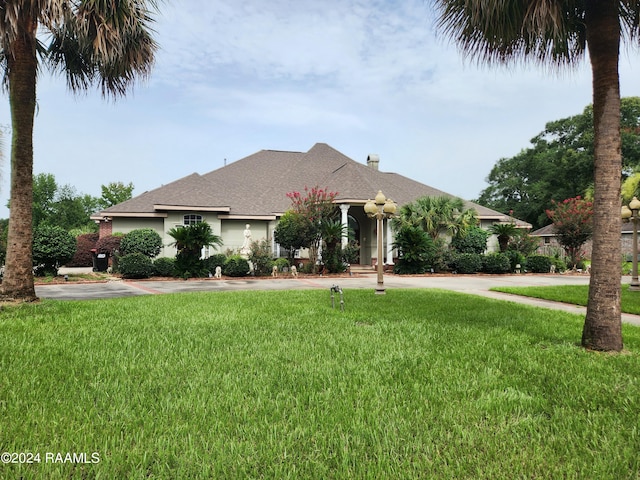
xmin=99 ymin=220 xmax=112 ymax=238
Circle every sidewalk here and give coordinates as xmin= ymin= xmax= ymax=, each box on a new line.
xmin=37 ymin=270 xmax=640 ymax=327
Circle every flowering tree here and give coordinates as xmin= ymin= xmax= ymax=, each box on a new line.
xmin=284 ymin=186 xmax=338 ymax=271
xmin=546 ymin=197 xmax=594 ymax=268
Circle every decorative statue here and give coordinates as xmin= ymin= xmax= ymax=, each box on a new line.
xmin=240 ymin=224 xmax=252 ymax=256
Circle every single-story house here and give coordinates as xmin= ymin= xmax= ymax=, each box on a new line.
xmin=91 ymin=143 xmax=530 ymax=264
xmin=532 ymin=221 xmax=635 ymax=261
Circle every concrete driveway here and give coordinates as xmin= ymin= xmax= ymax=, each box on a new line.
xmin=35 ymin=271 xmax=640 ymax=327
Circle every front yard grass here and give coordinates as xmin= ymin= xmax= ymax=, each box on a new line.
xmin=1 ymin=289 xmax=639 ymax=479
xmin=492 ymin=284 xmax=640 ymax=315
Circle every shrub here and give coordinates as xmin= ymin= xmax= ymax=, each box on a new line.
xmin=120 ymin=229 xmax=163 ymax=258
xmin=505 ymin=250 xmax=526 ymax=272
xmin=67 ymin=233 xmax=99 ymax=267
xmin=451 ymin=226 xmax=489 ymax=254
xmin=33 ymin=224 xmax=77 ymax=276
xmin=223 ymin=255 xmax=250 ymax=277
xmin=153 ymin=257 xmax=176 ymax=277
xmin=526 ymin=255 xmax=553 ymax=273
xmin=95 ymin=234 xmax=122 ymax=255
xmin=119 ymin=253 xmax=154 ymax=279
xmin=508 ymin=231 xmax=540 ymax=256
xmin=482 ymin=253 xmax=511 ymax=274
xmin=341 ymin=240 xmax=360 ymax=265
xmin=248 ymin=239 xmax=274 ymax=276
xmin=301 ymin=261 xmax=315 ymax=274
xmin=322 ymin=248 xmax=347 ymax=274
xmin=274 ymin=258 xmax=290 ymax=272
xmin=205 ymin=254 xmax=228 ymax=274
xmin=552 ymin=256 xmax=568 ymax=273
xmin=450 ymin=253 xmax=483 ymax=274
xmin=393 ymin=225 xmax=437 ymax=275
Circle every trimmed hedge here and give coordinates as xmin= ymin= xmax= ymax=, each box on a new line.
xmin=526 ymin=255 xmax=553 ymax=273
xmin=153 ymin=257 xmax=176 ymax=277
xmin=482 ymin=253 xmax=511 ymax=274
xmin=223 ymin=255 xmax=250 ymax=277
xmin=206 ymin=254 xmax=227 ymax=273
xmin=119 ymin=253 xmax=154 ymax=279
xmin=274 ymin=258 xmax=290 ymax=272
xmin=450 ymin=253 xmax=483 ymax=274
xmin=120 ymin=229 xmax=163 ymax=258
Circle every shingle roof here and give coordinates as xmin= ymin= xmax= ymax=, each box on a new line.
xmin=96 ymin=143 xmax=527 ymax=225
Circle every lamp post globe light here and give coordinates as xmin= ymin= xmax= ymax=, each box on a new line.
xmin=364 ymin=190 xmax=397 ymax=294
xmin=622 ymin=196 xmax=640 ymax=291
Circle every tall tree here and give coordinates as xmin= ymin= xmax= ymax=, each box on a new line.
xmin=99 ymin=181 xmax=135 ymax=209
xmin=30 ymin=173 xmax=99 ymax=231
xmin=432 ymin=0 xmax=626 ymax=351
xmin=32 ymin=173 xmax=58 ymax=228
xmin=0 ymin=1 xmax=158 ymax=301
xmin=477 ymin=97 xmax=640 ymax=229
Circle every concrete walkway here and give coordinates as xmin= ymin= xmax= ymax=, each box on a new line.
xmin=39 ymin=270 xmax=640 ymax=327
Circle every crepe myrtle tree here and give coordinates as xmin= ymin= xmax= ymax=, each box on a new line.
xmin=274 ymin=210 xmax=315 ymax=264
xmin=0 ymin=0 xmax=159 ymax=302
xmin=546 ymin=196 xmax=594 ymax=269
xmin=284 ymin=186 xmax=338 ymax=272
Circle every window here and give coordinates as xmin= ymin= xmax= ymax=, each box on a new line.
xmin=183 ymin=214 xmax=203 ymax=225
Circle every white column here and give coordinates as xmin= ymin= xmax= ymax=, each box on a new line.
xmin=385 ymin=218 xmax=394 ymax=265
xmin=340 ymin=204 xmax=350 ymax=248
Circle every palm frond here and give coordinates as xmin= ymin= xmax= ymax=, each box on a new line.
xmin=44 ymin=0 xmax=158 ymax=98
xmin=433 ymin=0 xmax=587 ymax=67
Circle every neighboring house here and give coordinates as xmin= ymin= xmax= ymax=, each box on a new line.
xmin=91 ymin=143 xmax=530 ymax=264
xmin=532 ymin=222 xmax=634 ymax=261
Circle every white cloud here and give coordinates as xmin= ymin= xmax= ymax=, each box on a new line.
xmin=0 ymin=0 xmax=639 ymax=219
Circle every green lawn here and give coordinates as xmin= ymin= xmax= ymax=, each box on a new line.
xmin=1 ymin=289 xmax=639 ymax=479
xmin=491 ymin=283 xmax=640 ymax=315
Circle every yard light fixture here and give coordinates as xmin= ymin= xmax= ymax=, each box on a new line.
xmin=364 ymin=190 xmax=396 ymax=294
xmin=622 ymin=196 xmax=640 ymax=291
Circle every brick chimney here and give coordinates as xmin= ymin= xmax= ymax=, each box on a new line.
xmin=367 ymin=154 xmax=379 ymax=170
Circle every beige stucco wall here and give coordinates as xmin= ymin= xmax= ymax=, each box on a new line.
xmin=110 ymin=217 xmax=168 ymax=257
xmin=161 ymin=212 xmax=223 ymax=258
xmin=111 ymin=214 xmax=226 ymax=259
xmin=220 ymin=220 xmax=271 ymax=254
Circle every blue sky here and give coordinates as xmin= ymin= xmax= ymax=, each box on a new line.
xmin=1 ymin=0 xmax=640 ymax=219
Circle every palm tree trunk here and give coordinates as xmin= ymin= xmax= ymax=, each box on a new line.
xmin=582 ymin=0 xmax=623 ymax=351
xmin=0 ymin=16 xmax=38 ymax=302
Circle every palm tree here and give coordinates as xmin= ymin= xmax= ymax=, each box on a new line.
xmin=168 ymin=222 xmax=223 ymax=259
xmin=0 ymin=1 xmax=158 ymax=302
xmin=392 ymin=196 xmax=477 ymax=240
xmin=320 ymin=218 xmax=352 ymax=273
xmin=432 ymin=1 xmax=626 ymax=352
xmin=489 ymin=223 xmax=519 ymax=253
xmin=168 ymin=222 xmax=223 ymax=277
